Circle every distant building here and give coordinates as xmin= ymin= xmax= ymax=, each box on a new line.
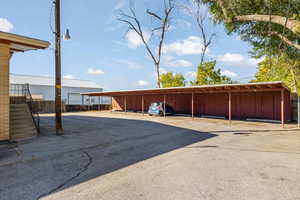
xmin=10 ymin=74 xmax=110 ymax=105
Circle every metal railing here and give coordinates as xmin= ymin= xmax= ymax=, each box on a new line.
xmin=10 ymin=84 xmax=40 ymax=133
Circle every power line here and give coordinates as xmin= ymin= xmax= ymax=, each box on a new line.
xmin=49 ymin=1 xmax=55 ymax=34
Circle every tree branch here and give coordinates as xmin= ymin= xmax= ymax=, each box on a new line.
xmin=267 ymin=31 xmax=300 ymax=50
xmin=117 ymin=0 xmax=175 ymax=88
xmin=146 ymin=9 xmax=162 ymax=21
xmin=233 ymin=15 xmax=300 ymax=36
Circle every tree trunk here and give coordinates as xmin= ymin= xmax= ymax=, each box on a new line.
xmin=156 ymin=63 xmax=161 ymax=88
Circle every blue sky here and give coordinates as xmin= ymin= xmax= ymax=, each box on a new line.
xmin=0 ymin=0 xmax=261 ymax=91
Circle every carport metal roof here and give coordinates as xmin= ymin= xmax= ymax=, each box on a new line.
xmin=82 ymin=81 xmax=289 ymax=96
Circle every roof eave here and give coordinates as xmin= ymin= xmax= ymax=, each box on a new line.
xmin=81 ymin=81 xmax=289 ymax=96
xmin=0 ymin=31 xmax=50 ymax=51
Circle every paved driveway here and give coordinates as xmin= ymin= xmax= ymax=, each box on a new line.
xmin=0 ymin=112 xmax=299 ymax=200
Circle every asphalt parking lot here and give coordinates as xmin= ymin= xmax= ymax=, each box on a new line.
xmin=0 ymin=111 xmax=299 ymax=200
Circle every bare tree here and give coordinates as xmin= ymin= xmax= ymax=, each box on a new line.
xmin=117 ymin=0 xmax=176 ymax=88
xmin=188 ymin=0 xmax=216 ymax=66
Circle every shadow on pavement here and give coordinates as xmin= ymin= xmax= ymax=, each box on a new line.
xmin=0 ymin=114 xmax=217 ymax=200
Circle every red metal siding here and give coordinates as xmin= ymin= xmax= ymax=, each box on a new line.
xmin=231 ymin=91 xmax=291 ymax=121
xmin=194 ymin=93 xmax=228 ymax=117
xmin=165 ymin=94 xmax=192 ymax=114
xmin=112 ymin=90 xmax=291 ymax=122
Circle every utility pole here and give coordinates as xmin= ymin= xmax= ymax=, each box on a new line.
xmin=54 ymin=0 xmax=63 ymax=135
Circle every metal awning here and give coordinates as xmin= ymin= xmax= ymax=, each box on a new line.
xmin=0 ymin=31 xmax=50 ymax=52
xmin=82 ymin=81 xmax=289 ymax=96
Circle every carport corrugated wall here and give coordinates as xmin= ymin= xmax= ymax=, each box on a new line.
xmin=112 ymin=91 xmax=291 ymax=121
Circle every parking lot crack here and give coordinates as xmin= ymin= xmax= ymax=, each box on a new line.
xmin=36 ymin=150 xmax=92 ymax=200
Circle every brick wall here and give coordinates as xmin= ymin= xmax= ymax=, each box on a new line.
xmin=0 ymin=43 xmax=10 ymax=140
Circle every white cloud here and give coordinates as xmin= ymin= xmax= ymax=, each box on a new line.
xmin=136 ymin=80 xmax=149 ymax=86
xmin=167 ymin=59 xmax=193 ymax=67
xmin=126 ymin=30 xmax=150 ymax=48
xmin=160 ymin=68 xmax=168 ymax=74
xmin=185 ymin=71 xmax=196 ymax=79
xmin=162 ymin=36 xmax=206 ymax=56
xmin=114 ymin=0 xmax=126 ymax=10
xmin=0 ymin=18 xmax=13 ymax=32
xmin=115 ymin=59 xmax=144 ymax=70
xmin=162 ymin=55 xmax=193 ymax=68
xmin=218 ymin=53 xmax=263 ymax=67
xmin=88 ymin=68 xmax=105 ymax=75
xmin=221 ymin=70 xmax=238 ymax=78
xmin=63 ymin=75 xmax=74 ymax=79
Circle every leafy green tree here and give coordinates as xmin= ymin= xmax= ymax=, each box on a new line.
xmin=198 ymin=0 xmax=300 ymax=56
xmin=251 ymin=53 xmax=300 ymax=93
xmin=192 ymin=61 xmax=237 ymax=85
xmin=197 ymin=0 xmax=300 ymax=91
xmin=160 ymin=72 xmax=186 ymax=88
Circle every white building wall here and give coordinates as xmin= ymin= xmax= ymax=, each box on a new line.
xmin=10 ymin=83 xmax=110 ymax=105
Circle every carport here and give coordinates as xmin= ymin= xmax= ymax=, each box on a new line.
xmin=82 ymin=82 xmax=291 ymax=127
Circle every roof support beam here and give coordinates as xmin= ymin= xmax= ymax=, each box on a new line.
xmin=86 ymin=87 xmax=285 ymax=97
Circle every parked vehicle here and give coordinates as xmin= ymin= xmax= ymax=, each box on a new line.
xmin=148 ymin=102 xmax=174 ymax=116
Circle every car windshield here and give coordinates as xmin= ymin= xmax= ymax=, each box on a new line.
xmin=151 ymin=103 xmax=160 ymax=107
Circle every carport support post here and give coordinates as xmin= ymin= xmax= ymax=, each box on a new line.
xmin=192 ymin=92 xmax=194 ymax=119
xmin=142 ymin=95 xmax=144 ymax=115
xmin=98 ymin=96 xmax=101 ymax=111
xmin=228 ymin=91 xmax=232 ymax=125
xmin=163 ymin=94 xmax=166 ymax=117
xmin=281 ymin=89 xmax=285 ymax=128
xmin=110 ymin=96 xmax=113 ymax=113
xmin=124 ymin=96 xmax=127 ymax=114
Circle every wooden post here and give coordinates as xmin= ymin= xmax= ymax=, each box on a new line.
xmin=124 ymin=96 xmax=127 ymax=114
xmin=110 ymin=96 xmax=113 ymax=113
xmin=163 ymin=94 xmax=166 ymax=117
xmin=89 ymin=96 xmax=91 ymax=110
xmin=228 ymin=91 xmax=232 ymax=125
xmin=54 ymin=0 xmax=63 ymax=135
xmin=98 ymin=96 xmax=101 ymax=111
xmin=192 ymin=92 xmax=194 ymax=119
xmin=142 ymin=95 xmax=144 ymax=115
xmin=281 ymin=89 xmax=285 ymax=128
